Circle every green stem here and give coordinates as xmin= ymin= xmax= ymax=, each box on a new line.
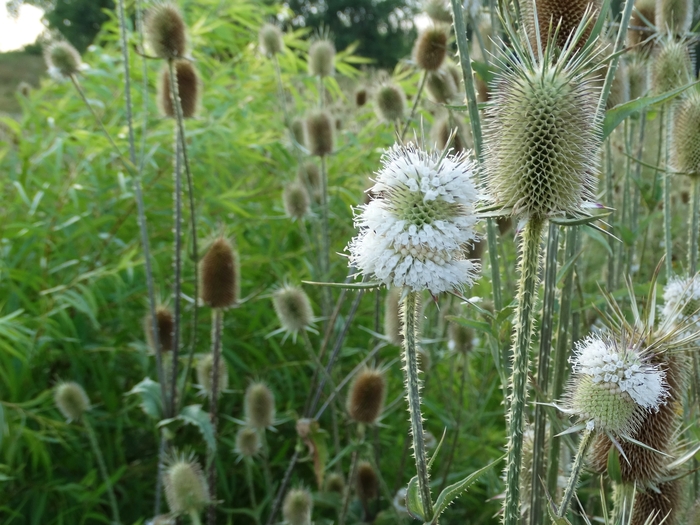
xmin=400 ymin=70 xmax=427 ymax=141
xmin=556 ymin=429 xmax=593 ymax=518
xmin=245 ymin=458 xmax=258 ymax=513
xmin=503 ymin=218 xmax=545 ymax=525
xmin=606 ymin=139 xmax=616 ymax=292
xmin=689 ymin=176 xmax=700 ymax=274
xmin=260 ymin=430 xmax=273 ymax=495
xmin=664 ymin=108 xmax=673 ymax=280
xmin=84 ymin=417 xmax=121 ymax=524
xmin=338 ymin=425 xmax=365 ymax=525
xmin=402 ymin=291 xmax=434 ymax=520
xmin=320 ymin=155 xmax=331 ymax=316
xmin=190 ymin=509 xmax=203 ymax=525
xmin=207 ymin=308 xmax=223 ymax=525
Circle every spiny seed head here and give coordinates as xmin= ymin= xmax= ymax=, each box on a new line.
xmin=628 ymin=0 xmax=656 ymax=47
xmin=431 ymin=116 xmax=469 ymax=153
xmin=413 ymin=27 xmax=448 ymax=71
xmin=374 ymin=84 xmax=406 ymax=122
xmin=282 ymin=487 xmax=313 ymax=525
xmin=273 ymin=284 xmax=314 ymax=333
xmin=448 ymin=321 xmax=473 ymax=353
xmin=426 ymin=69 xmax=457 ymax=104
xmin=347 ymin=368 xmax=387 ymax=424
xmin=283 ymin=181 xmax=310 ymax=220
xmin=235 ymin=427 xmax=261 ymax=457
xmin=298 ymin=161 xmax=321 ymax=202
xmin=44 ymin=42 xmax=82 ymax=79
xmin=158 ymin=60 xmax=200 ymax=119
xmin=522 ymin=0 xmax=601 ymax=52
xmin=305 ymin=110 xmax=334 ymax=157
xmin=628 ymin=56 xmax=649 ymax=100
xmin=291 ymin=118 xmax=306 ymax=147
xmin=384 ymin=287 xmax=403 ymax=346
xmin=164 ymin=456 xmax=208 ymax=515
xmin=651 ymin=39 xmax=692 ymax=95
xmin=145 ymin=4 xmax=187 ymax=59
xmin=656 ymin=0 xmax=693 ymax=34
xmin=355 ymin=461 xmax=379 ymax=503
xmin=259 ymin=23 xmax=284 ymax=56
xmin=355 ymin=87 xmax=368 ymax=107
xmin=54 ymin=381 xmax=90 ymax=421
xmin=244 ymin=382 xmax=275 ymax=429
xmin=308 ymin=39 xmax=335 ymax=77
xmin=196 ymin=354 xmax=229 ymax=398
xmin=200 ymin=237 xmax=239 ymax=308
xmin=325 ymin=473 xmax=345 ymax=493
xmin=672 ymin=92 xmax=700 ymax=177
xmin=144 ymin=306 xmax=174 ymax=353
xmin=630 ymin=477 xmax=684 ymax=525
xmin=424 ymin=0 xmax=452 ymax=23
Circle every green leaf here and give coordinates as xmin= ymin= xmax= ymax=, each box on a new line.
xmin=550 ymin=212 xmax=610 ymax=226
xmin=126 ymin=378 xmax=163 ymax=420
xmin=178 ymin=404 xmax=216 ymax=453
xmin=405 ymin=475 xmax=426 ymax=521
xmin=0 ymin=403 xmax=4 ymax=452
xmin=606 ymin=446 xmax=622 ymax=484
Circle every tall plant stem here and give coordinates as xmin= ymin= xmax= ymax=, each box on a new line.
xmin=438 ymin=353 xmax=469 ymax=493
xmin=400 ymin=70 xmax=427 ymax=140
xmin=402 ymin=291 xmax=434 ymax=520
xmin=84 ymin=417 xmax=121 ymax=524
xmin=629 ymin=113 xmax=646 ymax=273
xmin=272 ymin=56 xmax=305 ymax=165
xmin=154 ymin=430 xmax=167 ymax=516
xmin=556 ymin=429 xmax=593 ymax=518
xmin=689 ymin=176 xmax=700 ymax=273
xmin=207 ymin=308 xmax=224 ymax=525
xmin=244 ymin=458 xmax=258 ymax=513
xmin=529 ymin=223 xmax=559 ymax=525
xmin=503 ymin=217 xmax=545 ymax=525
xmin=664 ymin=107 xmax=673 ymax=280
xmin=640 ymin=110 xmax=666 ymax=274
xmin=338 ymin=425 xmax=365 ymax=525
xmin=260 ymin=430 xmax=273 ymax=495
xmin=189 ymin=510 xmax=203 ymax=525
xmin=170 ymin=114 xmax=183 ymax=420
xmin=264 ymin=449 xmax=300 ymax=525
xmin=605 ymin=138 xmax=617 ymax=292
xmin=319 ymin=154 xmax=331 ymax=316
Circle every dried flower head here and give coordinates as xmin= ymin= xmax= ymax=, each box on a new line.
xmin=158 ymin=60 xmax=200 ymax=118
xmin=413 ymin=27 xmax=448 ymax=71
xmin=651 ymin=38 xmax=692 ymax=95
xmin=355 ymin=87 xmax=368 ymax=107
xmin=628 ymin=0 xmax=656 ymax=47
xmin=522 ymin=0 xmax=601 ymax=51
xmin=305 ymin=110 xmax=334 ymax=157
xmin=282 ymin=487 xmax=313 ymax=525
xmin=384 ymin=287 xmax=403 ymax=346
xmin=656 ymin=0 xmax=693 ymax=34
xmin=244 ymin=382 xmax=275 ymax=429
xmin=672 ymin=93 xmax=700 ymax=177
xmin=355 ymin=461 xmax=379 ymax=503
xmin=630 ymin=476 xmax=684 ymax=525
xmin=374 ymin=84 xmax=407 ymax=123
xmin=235 ymin=427 xmax=261 ymax=457
xmin=44 ymin=42 xmax=82 ymax=79
xmin=196 ymin=353 xmax=229 ymax=398
xmin=283 ymin=181 xmax=310 ymax=220
xmin=448 ymin=321 xmax=473 ymax=354
xmin=163 ymin=454 xmax=209 ymax=515
xmin=200 ymin=237 xmax=239 ymax=309
xmin=308 ymin=39 xmax=335 ymax=77
xmin=325 ymin=472 xmax=345 ymax=493
xmin=347 ymin=368 xmax=387 ymax=424
xmin=347 ymin=143 xmax=482 ymax=294
xmin=145 ymin=3 xmax=187 ymax=59
xmin=259 ymin=23 xmax=284 ymax=56
xmin=273 ymin=284 xmax=314 ymax=334
xmin=426 ymin=69 xmax=457 ymax=104
xmin=144 ymin=306 xmax=174 ymax=354
xmin=54 ymin=381 xmax=90 ymax=421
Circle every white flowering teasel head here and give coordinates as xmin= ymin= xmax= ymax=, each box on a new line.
xmin=661 ymin=274 xmax=700 ymax=341
xmin=347 ymin=143 xmax=482 ymax=294
xmin=565 ymin=334 xmax=668 ymax=436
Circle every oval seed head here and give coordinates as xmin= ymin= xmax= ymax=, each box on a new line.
xmin=627 ymin=56 xmax=648 ymax=100
xmin=298 ymin=161 xmax=321 ymax=202
xmin=164 ymin=456 xmax=209 ymax=515
xmin=374 ymin=84 xmax=407 ymax=122
xmin=522 ymin=0 xmax=601 ymax=51
xmin=145 ymin=3 xmax=187 ymax=59
xmin=384 ymin=287 xmax=403 ymax=346
xmin=347 ymin=368 xmax=387 ymax=424
xmin=424 ymin=0 xmax=452 ymax=24
xmin=325 ymin=472 xmax=345 ymax=493
xmin=259 ymin=23 xmax=284 ymax=56
xmin=244 ymin=382 xmax=276 ymax=429
xmin=305 ymin=110 xmax=334 ymax=157
xmin=196 ymin=353 xmax=229 ymax=398
xmin=413 ymin=27 xmax=448 ymax=71
xmin=282 ymin=487 xmax=313 ymax=525
xmin=448 ymin=321 xmax=473 ymax=354
xmin=199 ymin=237 xmax=239 ymax=308
xmin=630 ymin=477 xmax=684 ymax=525
xmin=651 ymin=39 xmax=692 ymax=95
xmin=628 ymin=0 xmax=656 ymax=47
xmin=54 ymin=381 xmax=90 ymax=421
xmin=158 ymin=60 xmax=200 ymax=119
xmin=426 ymin=69 xmax=457 ymax=104
xmin=656 ymin=0 xmax=693 ymax=34
xmin=355 ymin=461 xmax=379 ymax=504
xmin=291 ymin=118 xmax=306 ymax=147
xmin=144 ymin=306 xmax=174 ymax=354
xmin=308 ymin=39 xmax=335 ymax=77
xmin=235 ymin=427 xmax=261 ymax=457
xmin=273 ymin=284 xmax=314 ymax=334
xmin=355 ymin=87 xmax=368 ymax=107
xmin=44 ymin=42 xmax=82 ymax=79
xmin=672 ymin=92 xmax=700 ymax=177
xmin=431 ymin=115 xmax=469 ymax=153
xmin=283 ymin=181 xmax=310 ymax=220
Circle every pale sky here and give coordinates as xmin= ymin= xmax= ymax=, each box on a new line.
xmin=0 ymin=0 xmax=45 ymax=52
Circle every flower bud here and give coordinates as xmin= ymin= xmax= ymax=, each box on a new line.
xmin=384 ymin=287 xmax=403 ymax=346
xmin=308 ymin=40 xmax=335 ymax=77
xmin=347 ymin=368 xmax=386 ymax=424
xmin=355 ymin=87 xmax=368 ymax=107
xmin=355 ymin=461 xmax=379 ymax=505
xmin=291 ymin=119 xmax=306 ymax=147
xmin=324 ymin=472 xmax=345 ymax=494
xmin=145 ymin=306 xmax=174 ymax=354
xmin=672 ymin=92 xmax=700 ymax=177
xmin=44 ymin=42 xmax=82 ymax=79
xmin=374 ymin=84 xmax=406 ymax=122
xmin=259 ymin=23 xmax=284 ymax=56
xmin=54 ymin=381 xmax=90 ymax=421
xmin=282 ymin=487 xmax=313 ymax=525
xmin=413 ymin=27 xmax=448 ymax=71
xmin=200 ymin=237 xmax=239 ymax=309
xmin=651 ymin=39 xmax=692 ymax=95
xmin=158 ymin=60 xmax=200 ymax=119
xmin=656 ymin=0 xmax=693 ymax=35
xmin=273 ymin=284 xmax=314 ymax=333
xmin=235 ymin=427 xmax=261 ymax=457
xmin=145 ymin=3 xmax=187 ymax=59
xmin=196 ymin=353 xmax=229 ymax=398
xmin=283 ymin=181 xmax=310 ymax=220
xmin=426 ymin=69 xmax=457 ymax=104
xmin=448 ymin=321 xmax=473 ymax=354
xmin=245 ymin=382 xmax=275 ymax=429
xmin=305 ymin=110 xmax=334 ymax=157
xmin=164 ymin=456 xmax=209 ymax=515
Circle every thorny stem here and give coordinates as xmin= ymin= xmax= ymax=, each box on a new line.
xmin=265 ymin=449 xmax=300 ymax=525
xmin=557 ymin=429 xmax=593 ymax=518
xmin=320 ymin=155 xmax=332 ymax=317
xmin=84 ymin=417 xmax=121 ymax=524
xmin=664 ymin=108 xmax=673 ymax=280
xmin=606 ymin=138 xmax=616 ymax=292
xmin=207 ymin=308 xmax=224 ymax=525
xmin=689 ymin=176 xmax=700 ymax=274
xmin=400 ymin=70 xmax=427 ymax=141
xmin=503 ymin=218 xmax=545 ymax=525
xmin=402 ymin=291 xmax=434 ymax=521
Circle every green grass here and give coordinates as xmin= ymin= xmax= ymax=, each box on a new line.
xmin=0 ymin=50 xmax=45 ymax=114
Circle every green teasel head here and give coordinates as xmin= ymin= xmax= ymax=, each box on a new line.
xmin=672 ymin=91 xmax=700 ymax=177
xmin=656 ymin=0 xmax=693 ymax=35
xmin=651 ymin=37 xmax=693 ymax=96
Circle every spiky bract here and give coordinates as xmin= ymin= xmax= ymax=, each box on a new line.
xmin=426 ymin=69 xmax=457 ymax=104
xmin=651 ymin=39 xmax=692 ymax=95
xmin=273 ymin=285 xmax=314 ymax=334
xmin=413 ymin=27 xmax=448 ymax=71
xmin=355 ymin=461 xmax=379 ymax=503
xmin=200 ymin=237 xmax=239 ymax=309
xmin=308 ymin=40 xmax=335 ymax=77
xmin=347 ymin=368 xmax=387 ymax=424
xmin=672 ymin=92 xmax=700 ymax=177
xmin=145 ymin=4 xmax=187 ymax=59
xmin=282 ymin=487 xmax=313 ymax=525
xmin=144 ymin=306 xmax=174 ymax=353
xmin=283 ymin=181 xmax=310 ymax=220
xmin=259 ymin=23 xmax=284 ymax=56
xmin=522 ymin=0 xmax=601 ymax=51
xmin=656 ymin=0 xmax=693 ymax=34
xmin=159 ymin=60 xmax=200 ymax=118
xmin=44 ymin=42 xmax=82 ymax=79
xmin=163 ymin=455 xmax=209 ymax=515
xmin=374 ymin=84 xmax=406 ymax=122
xmin=54 ymin=381 xmax=90 ymax=421
xmin=235 ymin=427 xmax=261 ymax=457
xmin=244 ymin=382 xmax=275 ymax=429
xmin=196 ymin=353 xmax=229 ymax=397
xmin=305 ymin=110 xmax=334 ymax=157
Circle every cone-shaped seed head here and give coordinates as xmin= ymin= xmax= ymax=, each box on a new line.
xmin=260 ymin=23 xmax=284 ymax=56
xmin=159 ymin=60 xmax=200 ymax=118
xmin=651 ymin=39 xmax=692 ymax=95
xmin=145 ymin=4 xmax=187 ymax=59
xmin=235 ymin=427 xmax=261 ymax=457
xmin=164 ymin=458 xmax=209 ymax=514
xmin=384 ymin=287 xmax=403 ymax=346
xmin=374 ymin=84 xmax=406 ymax=122
xmin=282 ymin=487 xmax=313 ymax=525
xmin=244 ymin=382 xmax=275 ymax=429
xmin=44 ymin=42 xmax=82 ymax=79
xmin=355 ymin=461 xmax=379 ymax=503
xmin=672 ymin=92 xmax=700 ymax=177
xmin=283 ymin=181 xmax=310 ymax=220
xmin=273 ymin=284 xmax=314 ymax=333
xmin=347 ymin=368 xmax=387 ymax=424
xmin=448 ymin=321 xmax=473 ymax=353
xmin=305 ymin=110 xmax=334 ymax=157
xmin=413 ymin=27 xmax=448 ymax=71
xmin=145 ymin=306 xmax=174 ymax=353
xmin=431 ymin=116 xmax=469 ymax=153
xmin=196 ymin=353 xmax=229 ymax=398
xmin=54 ymin=381 xmax=90 ymax=421
xmin=656 ymin=0 xmax=693 ymax=34
xmin=522 ymin=0 xmax=601 ymax=51
xmin=355 ymin=87 xmax=368 ymax=107
xmin=628 ymin=56 xmax=648 ymax=100
xmin=308 ymin=39 xmax=335 ymax=77
xmin=200 ymin=237 xmax=239 ymax=308
xmin=484 ymin=50 xmax=602 ymax=219
xmin=628 ymin=0 xmax=656 ymax=47
xmin=424 ymin=0 xmax=452 ymax=23
xmin=630 ymin=477 xmax=684 ymax=525
xmin=325 ymin=472 xmax=345 ymax=493
xmin=426 ymin=69 xmax=457 ymax=104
